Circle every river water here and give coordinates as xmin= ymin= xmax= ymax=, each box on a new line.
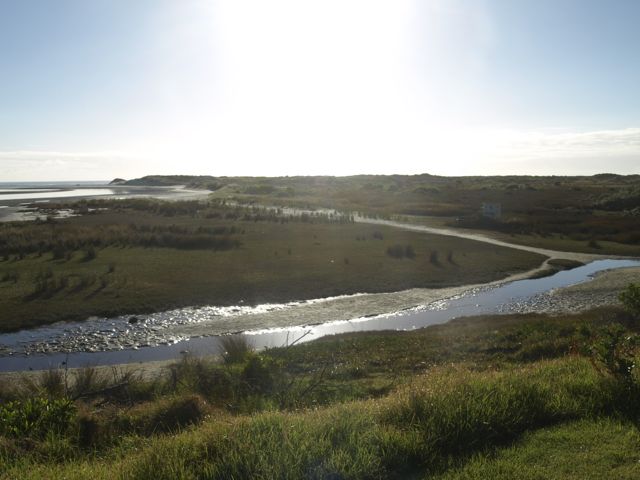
xmin=0 ymin=258 xmax=638 ymax=372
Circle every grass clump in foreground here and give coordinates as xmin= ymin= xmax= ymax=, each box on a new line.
xmin=3 ymin=307 xmax=640 ymax=478
xmin=434 ymin=418 xmax=640 ymax=480
xmin=2 ymin=358 xmax=637 ymax=479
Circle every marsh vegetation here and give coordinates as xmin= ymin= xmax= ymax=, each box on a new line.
xmin=0 ymin=198 xmax=544 ymax=332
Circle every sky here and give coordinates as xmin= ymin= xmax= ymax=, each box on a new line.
xmin=1 ymin=0 xmax=639 ymax=181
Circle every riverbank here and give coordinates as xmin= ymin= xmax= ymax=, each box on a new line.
xmin=508 ymin=265 xmax=640 ymax=315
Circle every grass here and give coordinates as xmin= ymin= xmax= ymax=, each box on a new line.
xmin=0 ymin=203 xmax=544 ymax=331
xmin=0 ymin=357 xmax=634 ymax=479
xmin=434 ymin=418 xmax=640 ymax=480
xmin=2 ymin=307 xmax=640 ymax=478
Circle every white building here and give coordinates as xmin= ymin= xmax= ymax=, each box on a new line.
xmin=481 ymin=202 xmax=502 ymax=220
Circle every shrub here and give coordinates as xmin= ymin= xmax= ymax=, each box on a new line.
xmin=590 ymin=325 xmax=639 ymax=389
xmin=241 ymin=356 xmax=272 ymax=395
xmin=404 ymin=245 xmax=416 ymax=259
xmin=51 ymin=244 xmax=68 ymax=260
xmin=37 ymin=368 xmax=67 ymax=398
xmin=386 ymin=244 xmax=416 ymax=259
xmin=588 ymin=238 xmax=602 ymax=249
xmin=72 ymin=367 xmax=109 ymax=398
xmin=166 ymin=356 xmax=234 ymax=402
xmin=619 ymin=283 xmax=640 ymax=317
xmin=219 ymin=335 xmax=253 ymax=364
xmin=386 ymin=244 xmax=404 ymax=258
xmin=1 ymin=271 xmax=18 ymax=283
xmin=117 ymin=394 xmax=208 ymax=435
xmin=84 ymin=246 xmax=97 ymax=261
xmin=0 ymin=397 xmax=75 ymax=439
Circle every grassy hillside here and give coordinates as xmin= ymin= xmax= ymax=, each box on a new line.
xmin=2 ymin=307 xmax=640 ymax=478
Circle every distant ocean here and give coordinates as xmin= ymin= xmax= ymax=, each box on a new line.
xmin=0 ymin=181 xmax=115 ymax=204
xmin=0 ymin=181 xmax=109 ymax=189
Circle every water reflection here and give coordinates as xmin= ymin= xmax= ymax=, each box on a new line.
xmin=0 ymin=259 xmax=638 ymax=372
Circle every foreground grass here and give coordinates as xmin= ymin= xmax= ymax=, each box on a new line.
xmin=0 ymin=205 xmax=544 ymax=331
xmin=435 ymin=418 xmax=640 ymax=480
xmin=2 ymin=308 xmax=640 ymax=479
xmin=1 ymin=358 xmax=632 ymax=479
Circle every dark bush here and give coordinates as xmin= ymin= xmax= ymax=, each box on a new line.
xmin=220 ymin=335 xmax=253 ymax=364
xmin=0 ymin=397 xmax=75 ymax=439
xmin=241 ymin=356 xmax=277 ymax=395
xmin=620 ymin=283 xmax=640 ymax=318
xmin=84 ymin=246 xmax=97 ymax=261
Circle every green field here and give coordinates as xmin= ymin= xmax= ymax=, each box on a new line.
xmin=435 ymin=419 xmax=640 ymax=480
xmin=0 ymin=201 xmax=544 ymax=331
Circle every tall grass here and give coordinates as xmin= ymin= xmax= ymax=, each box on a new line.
xmin=5 ymin=358 xmax=632 ymax=480
xmin=219 ymin=335 xmax=254 ymax=364
xmin=119 ymin=359 xmax=629 ymax=479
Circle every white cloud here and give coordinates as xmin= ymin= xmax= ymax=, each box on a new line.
xmin=0 ymin=151 xmax=140 ymax=181
xmin=3 ymin=126 xmax=639 ymax=180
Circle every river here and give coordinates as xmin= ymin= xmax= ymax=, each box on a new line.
xmin=1 ymin=258 xmax=638 ymax=372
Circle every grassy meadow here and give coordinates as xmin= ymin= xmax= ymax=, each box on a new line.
xmin=0 ymin=199 xmax=544 ymax=331
xmin=2 ymin=307 xmax=640 ymax=478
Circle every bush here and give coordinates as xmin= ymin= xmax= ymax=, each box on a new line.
xmin=619 ymin=283 xmax=640 ymax=317
xmin=0 ymin=397 xmax=75 ymax=439
xmin=590 ymin=325 xmax=639 ymax=389
xmin=240 ymin=356 xmax=277 ymax=395
xmin=84 ymin=246 xmax=97 ymax=261
xmin=386 ymin=244 xmax=416 ymax=259
xmin=167 ymin=356 xmax=234 ymax=402
xmin=219 ymin=335 xmax=253 ymax=364
xmin=38 ymin=368 xmax=67 ymax=398
xmin=72 ymin=367 xmax=109 ymax=398
xmin=116 ymin=394 xmax=208 ymax=436
xmin=588 ymin=238 xmax=602 ymax=249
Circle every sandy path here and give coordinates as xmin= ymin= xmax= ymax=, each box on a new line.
xmin=356 ymin=216 xmax=612 ymax=263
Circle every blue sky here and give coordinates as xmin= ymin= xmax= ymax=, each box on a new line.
xmin=1 ymin=0 xmax=639 ymax=180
